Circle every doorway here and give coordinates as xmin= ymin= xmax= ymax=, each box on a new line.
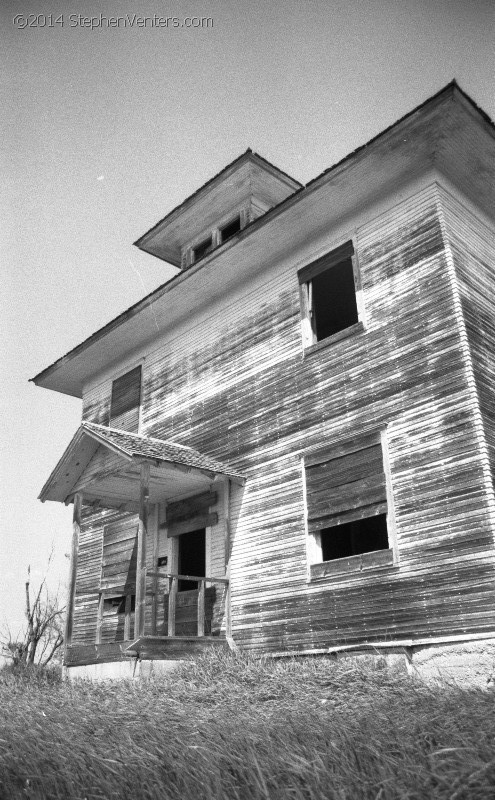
xmin=178 ymin=528 xmax=206 ymax=591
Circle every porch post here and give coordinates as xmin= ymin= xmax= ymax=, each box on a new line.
xmin=135 ymin=463 xmax=150 ymax=638
xmin=64 ymin=492 xmax=82 ymax=657
xmin=151 ymin=503 xmax=162 ymax=636
xmin=224 ymin=478 xmax=233 ymax=640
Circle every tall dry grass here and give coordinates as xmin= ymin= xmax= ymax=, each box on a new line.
xmin=1 ymin=651 xmax=494 ymax=799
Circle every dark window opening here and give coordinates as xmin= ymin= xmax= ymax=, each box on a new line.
xmin=103 ymin=595 xmax=135 ymax=615
xmin=193 ymin=237 xmax=213 ymax=262
xmin=220 ymin=215 xmax=241 ymax=244
xmin=178 ymin=529 xmax=206 ymax=591
xmin=110 ymin=366 xmax=141 ymax=432
xmin=311 ymin=257 xmax=359 ymax=341
xmin=320 ymin=514 xmax=389 ymax=561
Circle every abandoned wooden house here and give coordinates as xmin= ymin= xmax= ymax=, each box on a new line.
xmin=32 ymin=82 xmax=495 ymax=680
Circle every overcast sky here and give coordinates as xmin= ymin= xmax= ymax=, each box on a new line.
xmin=2 ymin=0 xmax=495 ymax=637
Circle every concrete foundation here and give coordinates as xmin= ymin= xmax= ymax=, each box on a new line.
xmin=64 ymin=659 xmax=184 ymax=681
xmin=408 ymin=638 xmax=495 ymax=687
xmin=64 ymin=637 xmax=495 ymax=687
xmin=331 ymin=639 xmax=495 ymax=688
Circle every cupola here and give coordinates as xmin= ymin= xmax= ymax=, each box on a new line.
xmin=134 ymin=149 xmax=302 ymax=268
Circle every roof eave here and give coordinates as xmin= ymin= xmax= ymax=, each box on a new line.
xmin=30 ymin=82 xmax=495 ymax=399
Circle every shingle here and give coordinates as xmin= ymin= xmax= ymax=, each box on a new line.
xmin=83 ymin=422 xmax=245 ymax=480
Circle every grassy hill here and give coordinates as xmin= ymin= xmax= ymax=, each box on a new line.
xmin=1 ymin=651 xmax=494 ymax=799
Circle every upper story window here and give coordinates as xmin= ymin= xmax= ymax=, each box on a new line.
xmin=298 ymin=240 xmax=362 ymax=348
xmin=219 ymin=214 xmax=241 ymax=244
xmin=304 ymin=431 xmax=397 ymax=579
xmin=109 ymin=365 xmax=142 ymax=432
xmin=192 ymin=236 xmax=213 ymax=263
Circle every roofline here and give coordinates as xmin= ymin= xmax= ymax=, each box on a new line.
xmin=39 ymin=422 xmax=246 ymax=502
xmin=30 ymin=80 xmax=495 ymax=391
xmin=133 ymin=148 xmax=303 ymax=249
xmin=304 ymin=80 xmax=495 ymax=193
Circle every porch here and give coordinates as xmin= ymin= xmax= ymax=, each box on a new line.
xmin=39 ymin=423 xmax=245 ymax=667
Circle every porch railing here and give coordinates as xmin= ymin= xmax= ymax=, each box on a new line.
xmin=145 ymin=570 xmax=230 ymax=639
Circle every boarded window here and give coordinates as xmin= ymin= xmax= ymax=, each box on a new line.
xmin=220 ymin=215 xmax=241 ymax=244
xmin=101 ymin=518 xmax=138 ymax=594
xmin=305 ymin=432 xmax=390 ymax=565
xmin=110 ymin=366 xmax=141 ymax=432
xmin=298 ymin=241 xmax=359 ymax=342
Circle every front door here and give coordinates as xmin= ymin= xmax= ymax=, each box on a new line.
xmin=178 ymin=528 xmax=206 ymax=591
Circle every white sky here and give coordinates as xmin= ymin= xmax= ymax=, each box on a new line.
xmin=2 ymin=0 xmax=495 ymax=634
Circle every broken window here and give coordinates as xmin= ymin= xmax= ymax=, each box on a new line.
xmin=219 ymin=215 xmax=241 ymax=244
xmin=193 ymin=236 xmax=213 ymax=262
xmin=110 ymin=365 xmax=141 ymax=432
xmin=102 ymin=595 xmax=135 ymax=615
xmin=98 ymin=594 xmax=136 ymax=642
xmin=305 ymin=431 xmax=396 ymax=575
xmin=298 ymin=240 xmax=360 ymax=345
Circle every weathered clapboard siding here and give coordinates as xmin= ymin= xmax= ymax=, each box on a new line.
xmin=73 ymin=446 xmax=126 ymax=494
xmin=82 ymin=390 xmax=110 ymax=426
xmin=76 ymin=180 xmax=495 ymax=654
xmin=439 ymin=187 xmax=495 ymax=497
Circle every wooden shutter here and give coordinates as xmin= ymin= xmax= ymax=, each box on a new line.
xmin=298 ymin=240 xmax=354 ymax=284
xmin=101 ymin=518 xmax=138 ymax=593
xmin=305 ymin=433 xmax=387 ymax=533
xmin=110 ymin=366 xmax=141 ymax=432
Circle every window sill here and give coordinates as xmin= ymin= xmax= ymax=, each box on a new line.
xmin=310 ymin=548 xmax=396 ymax=580
xmin=304 ymin=321 xmax=365 ymax=357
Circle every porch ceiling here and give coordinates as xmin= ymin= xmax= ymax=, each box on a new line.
xmin=39 ymin=422 xmax=245 ymax=508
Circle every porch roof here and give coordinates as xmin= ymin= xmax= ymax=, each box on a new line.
xmin=39 ymin=422 xmax=245 ymax=508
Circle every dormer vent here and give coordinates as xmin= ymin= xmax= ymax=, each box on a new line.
xmin=192 ymin=236 xmax=213 ymax=263
xmin=219 ymin=215 xmax=241 ymax=244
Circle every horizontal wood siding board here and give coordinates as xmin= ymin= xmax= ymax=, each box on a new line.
xmin=305 ymin=434 xmax=382 ymax=466
xmin=305 ymin=446 xmax=384 ymax=488
xmin=167 ymin=512 xmax=218 ymax=537
xmin=166 ymin=491 xmax=218 ymax=523
xmin=307 ymin=502 xmax=388 ymax=532
xmin=307 ymin=478 xmax=386 ymax=518
xmin=310 ymin=548 xmax=395 ymax=579
xmin=101 ymin=519 xmax=138 ymax=592
xmin=101 ymin=541 xmax=138 ymax=561
xmin=307 ymin=471 xmax=386 ymax=505
xmin=109 ymin=407 xmax=140 ymax=433
xmin=101 ymin=560 xmax=137 ymax=577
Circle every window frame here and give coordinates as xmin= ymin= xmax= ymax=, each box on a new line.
xmin=186 ymin=208 xmax=247 ymax=267
xmin=219 ymin=214 xmax=242 ymax=244
xmin=96 ymin=591 xmax=136 ymax=643
xmin=192 ymin=236 xmax=214 ymax=263
xmin=298 ymin=238 xmax=366 ymax=353
xmin=302 ymin=428 xmax=398 ymax=581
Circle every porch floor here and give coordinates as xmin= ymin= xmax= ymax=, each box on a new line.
xmin=65 ymin=636 xmax=229 ymax=667
xmin=124 ymin=635 xmax=230 ymax=660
